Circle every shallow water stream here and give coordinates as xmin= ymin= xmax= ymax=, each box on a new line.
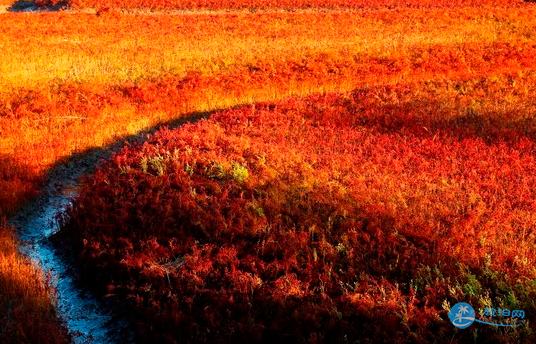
xmin=7 ymin=112 xmax=208 ymax=343
xmin=8 ymin=155 xmax=131 ymax=344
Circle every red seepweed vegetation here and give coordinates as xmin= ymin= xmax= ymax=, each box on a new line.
xmin=3 ymin=4 xmax=536 ymax=343
xmin=3 ymin=37 xmax=536 ymax=216
xmin=65 ymin=0 xmax=524 ymax=11
xmin=57 ymin=80 xmax=536 ymax=343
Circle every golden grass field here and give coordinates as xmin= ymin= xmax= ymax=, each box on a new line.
xmin=2 ymin=0 xmax=536 ymax=342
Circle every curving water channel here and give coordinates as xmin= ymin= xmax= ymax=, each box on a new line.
xmin=7 ymin=113 xmax=209 ymax=343
xmin=8 ymin=151 xmax=133 ymax=344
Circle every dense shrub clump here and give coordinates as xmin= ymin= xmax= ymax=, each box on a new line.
xmin=58 ymin=85 xmax=536 ymax=343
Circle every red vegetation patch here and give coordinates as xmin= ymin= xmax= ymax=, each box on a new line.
xmin=57 ymin=84 xmax=536 ymax=343
xmin=3 ymin=34 xmax=536 ymax=216
xmin=68 ymin=0 xmax=523 ymax=10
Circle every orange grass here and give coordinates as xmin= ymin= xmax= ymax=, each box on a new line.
xmin=65 ymin=0 xmax=524 ymax=11
xmin=4 ymin=8 xmax=534 ymax=89
xmin=1 ymin=3 xmax=536 ymax=342
xmin=2 ymin=8 xmax=536 ymax=216
xmin=0 ymin=221 xmax=70 ymax=343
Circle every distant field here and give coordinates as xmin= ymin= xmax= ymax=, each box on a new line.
xmin=2 ymin=8 xmax=529 ymax=90
xmin=64 ymin=0 xmax=525 ymax=10
xmin=2 ymin=1 xmax=536 ymax=343
xmin=1 ymin=0 xmax=527 ymax=11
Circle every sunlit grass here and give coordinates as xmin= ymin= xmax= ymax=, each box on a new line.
xmin=0 ymin=9 xmax=533 ymax=89
xmin=0 ymin=222 xmax=70 ymax=343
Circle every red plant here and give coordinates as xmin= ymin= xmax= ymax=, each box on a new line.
xmin=57 ymin=82 xmax=536 ymax=343
xmin=67 ymin=0 xmax=523 ymax=10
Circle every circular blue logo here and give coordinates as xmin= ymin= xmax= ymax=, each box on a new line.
xmin=449 ymin=302 xmax=475 ymax=329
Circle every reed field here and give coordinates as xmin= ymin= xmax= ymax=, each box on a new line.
xmin=1 ymin=0 xmax=536 ymax=343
